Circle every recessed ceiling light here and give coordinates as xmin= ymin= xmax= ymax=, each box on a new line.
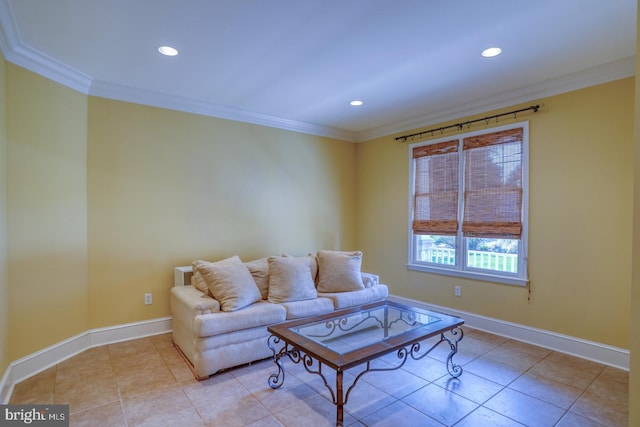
xmin=158 ymin=46 xmax=179 ymax=57
xmin=350 ymin=100 xmax=364 ymax=106
xmin=481 ymin=47 xmax=502 ymax=58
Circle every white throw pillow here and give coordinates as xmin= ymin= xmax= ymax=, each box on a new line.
xmin=192 ymin=256 xmax=261 ymax=312
xmin=316 ymin=250 xmax=365 ymax=293
xmin=267 ymin=256 xmax=317 ymax=303
xmin=191 ymin=271 xmax=210 ymax=294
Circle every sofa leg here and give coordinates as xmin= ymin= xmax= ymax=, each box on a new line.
xmin=172 ymin=341 xmax=210 ymax=381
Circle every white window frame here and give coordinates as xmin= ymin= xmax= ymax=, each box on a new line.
xmin=407 ymin=121 xmax=529 ymax=286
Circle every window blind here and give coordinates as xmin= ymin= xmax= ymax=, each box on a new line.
xmin=462 ymin=128 xmax=523 ymax=238
xmin=412 ymin=140 xmax=459 ymax=235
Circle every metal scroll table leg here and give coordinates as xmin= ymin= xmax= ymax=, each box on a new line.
xmin=336 ymin=370 xmax=344 ymax=426
xmin=267 ymin=335 xmax=286 ymax=389
xmin=443 ymin=326 xmax=464 ymax=377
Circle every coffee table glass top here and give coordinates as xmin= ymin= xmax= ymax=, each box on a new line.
xmin=286 ymin=302 xmax=453 ymax=355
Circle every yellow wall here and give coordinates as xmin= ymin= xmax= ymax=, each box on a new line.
xmin=86 ymin=98 xmax=358 ymax=328
xmin=628 ymin=2 xmax=640 ymax=423
xmin=6 ymin=64 xmax=89 ymax=359
xmin=0 ymin=54 xmax=9 ymax=373
xmin=1 ymin=58 xmax=635 ymax=380
xmin=357 ymin=78 xmax=633 ymax=349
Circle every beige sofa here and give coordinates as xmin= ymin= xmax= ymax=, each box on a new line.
xmin=171 ymin=251 xmax=389 ymax=379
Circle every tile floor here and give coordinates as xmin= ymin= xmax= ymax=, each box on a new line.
xmin=9 ymin=328 xmax=628 ymax=426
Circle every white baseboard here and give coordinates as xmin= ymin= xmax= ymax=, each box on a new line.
xmin=388 ymin=295 xmax=630 ymax=371
xmin=1 ymin=317 xmax=172 ymax=404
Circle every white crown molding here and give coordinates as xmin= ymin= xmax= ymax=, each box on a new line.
xmin=0 ymin=317 xmax=172 ymax=404
xmin=0 ymin=0 xmax=634 ymax=143
xmin=388 ymin=295 xmax=630 ymax=371
xmin=356 ymin=56 xmax=636 ymax=142
xmin=0 ymin=0 xmax=92 ymax=93
xmin=89 ymin=80 xmax=356 ymax=142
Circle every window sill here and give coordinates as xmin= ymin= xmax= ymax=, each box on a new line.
xmin=407 ymin=263 xmax=529 ymax=287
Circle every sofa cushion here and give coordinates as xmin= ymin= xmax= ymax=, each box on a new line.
xmin=267 ymin=256 xmax=317 ymax=303
xmin=278 ymin=297 xmax=335 ymax=320
xmin=361 ymin=272 xmax=379 ymax=288
xmin=194 ymin=301 xmax=286 ymax=337
xmin=316 ymin=250 xmax=365 ymax=293
xmin=319 ymin=284 xmax=389 ymax=310
xmin=244 ymin=257 xmax=270 ymax=300
xmin=193 ymin=256 xmax=261 ymax=312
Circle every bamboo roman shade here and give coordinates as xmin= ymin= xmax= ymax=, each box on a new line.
xmin=412 ymin=140 xmax=459 ymax=235
xmin=462 ymin=128 xmax=523 ymax=238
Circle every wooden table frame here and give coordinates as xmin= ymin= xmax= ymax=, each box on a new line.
xmin=267 ymin=300 xmax=464 ymax=426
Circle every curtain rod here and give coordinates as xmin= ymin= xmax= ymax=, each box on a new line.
xmin=395 ymin=104 xmax=541 ymax=143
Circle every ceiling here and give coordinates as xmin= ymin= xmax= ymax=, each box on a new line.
xmin=0 ymin=0 xmax=636 ymax=142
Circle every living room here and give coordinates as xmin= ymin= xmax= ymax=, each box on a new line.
xmin=0 ymin=1 xmax=639 ymax=426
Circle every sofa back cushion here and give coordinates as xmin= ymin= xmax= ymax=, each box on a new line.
xmin=267 ymin=256 xmax=318 ymax=303
xmin=244 ymin=257 xmax=270 ymax=299
xmin=193 ymin=256 xmax=261 ymax=312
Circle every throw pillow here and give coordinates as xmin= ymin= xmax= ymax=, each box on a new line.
xmin=191 ymin=271 xmax=210 ymax=294
xmin=192 ymin=256 xmax=261 ymax=312
xmin=244 ymin=257 xmax=270 ymax=300
xmin=316 ymin=250 xmax=365 ymax=293
xmin=281 ymin=253 xmax=318 ymax=283
xmin=267 ymin=256 xmax=317 ymax=303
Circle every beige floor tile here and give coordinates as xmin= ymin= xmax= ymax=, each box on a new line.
xmin=462 ymin=356 xmax=526 ymax=386
xmin=555 ymin=411 xmax=607 ymax=427
xmin=60 ymin=346 xmax=111 ymax=366
xmin=528 ymin=356 xmax=602 ymax=391
xmin=359 ymin=400 xmax=443 ymax=427
xmin=55 ymin=375 xmax=120 ymax=414
xmin=107 ymin=337 xmax=157 ymax=358
xmin=432 ymin=371 xmax=503 ymax=404
xmin=123 ymin=385 xmax=204 ymax=427
xmin=273 ymin=393 xmax=356 ymax=427
xmin=498 ymin=339 xmax=552 ymax=359
xmin=69 ymin=400 xmax=126 ymax=427
xmin=245 ymin=414 xmax=286 ymax=427
xmin=57 ymin=358 xmax=115 ymax=382
xmin=250 ymin=375 xmax=318 ymax=414
xmin=150 ymin=332 xmax=173 ymax=346
xmin=9 ymin=366 xmax=56 ymax=404
xmin=338 ymin=379 xmax=397 ymax=420
xmin=361 ymin=365 xmax=429 ymax=399
xmin=115 ymin=364 xmax=177 ymax=398
xmin=399 ymin=354 xmax=450 ymax=382
xmin=7 ymin=330 xmax=629 ymax=427
xmin=464 ymin=329 xmax=510 ymax=347
xmin=110 ymin=349 xmax=167 ymax=376
xmin=168 ymin=358 xmax=199 ymax=384
xmin=455 ymin=406 xmax=525 ymax=427
xmin=484 ymin=344 xmax=546 ymax=371
xmin=571 ymin=386 xmax=628 ymax=427
xmin=192 ymin=389 xmax=270 ymax=427
xmin=403 ymin=382 xmax=478 ymax=426
xmin=484 ymin=387 xmax=566 ymax=426
xmin=508 ymin=372 xmax=583 ymax=409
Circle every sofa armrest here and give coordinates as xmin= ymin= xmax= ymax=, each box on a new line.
xmin=361 ymin=272 xmax=380 ymax=288
xmin=171 ymin=285 xmax=221 ymax=318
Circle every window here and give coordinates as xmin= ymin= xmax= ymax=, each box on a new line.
xmin=408 ymin=122 xmax=528 ymax=286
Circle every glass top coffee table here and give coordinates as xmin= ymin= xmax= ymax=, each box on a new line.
xmin=267 ymin=300 xmax=464 ymax=426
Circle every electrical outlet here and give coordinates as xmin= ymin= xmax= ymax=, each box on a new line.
xmin=144 ymin=293 xmax=152 ymax=305
xmin=454 ymin=286 xmax=461 ymax=297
